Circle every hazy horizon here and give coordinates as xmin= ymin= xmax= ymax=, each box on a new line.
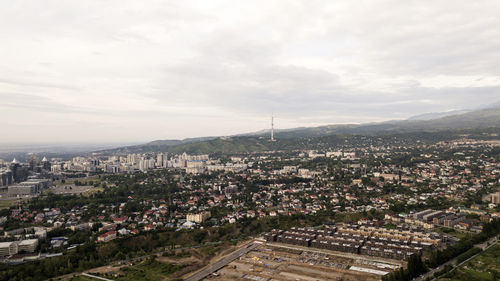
xmin=2 ymin=0 xmax=500 ymax=143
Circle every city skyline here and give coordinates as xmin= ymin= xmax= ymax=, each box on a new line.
xmin=1 ymin=2 xmax=500 ymax=280
xmin=1 ymin=0 xmax=500 ymax=143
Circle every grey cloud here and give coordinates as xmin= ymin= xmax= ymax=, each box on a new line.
xmin=1 ymin=0 xmax=500 ymax=142
xmin=0 ymin=92 xmax=92 ymax=114
xmin=0 ymin=78 xmax=80 ymax=91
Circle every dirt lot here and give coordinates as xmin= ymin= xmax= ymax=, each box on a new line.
xmin=60 ymin=241 xmax=402 ymax=281
xmin=48 ymin=185 xmax=100 ymax=195
xmin=206 ymin=242 xmax=402 ymax=281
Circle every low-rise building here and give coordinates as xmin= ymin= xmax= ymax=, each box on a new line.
xmin=186 ymin=211 xmax=211 ymax=223
xmin=0 ymin=242 xmax=18 ymax=257
xmin=97 ymin=231 xmax=117 ymax=243
xmin=17 ymin=239 xmax=38 ymax=253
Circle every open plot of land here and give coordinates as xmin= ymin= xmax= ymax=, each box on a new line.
xmin=65 ymin=258 xmax=184 ymax=281
xmin=0 ymin=198 xmax=17 ymax=209
xmin=438 ymin=243 xmax=500 ymax=281
xmin=54 ymin=176 xmax=100 ymax=186
xmin=116 ymin=258 xmax=185 ymax=280
xmin=205 ymin=241 xmax=403 ymax=281
xmin=62 ymin=243 xmax=237 ymax=281
xmin=49 ymin=176 xmax=104 ymax=195
xmin=48 ymin=185 xmax=101 ymax=195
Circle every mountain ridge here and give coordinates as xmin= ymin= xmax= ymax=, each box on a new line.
xmin=98 ymin=107 xmax=500 ymax=154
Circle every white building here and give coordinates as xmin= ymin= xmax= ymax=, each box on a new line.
xmin=17 ymin=239 xmax=38 ymax=253
xmin=186 ymin=211 xmax=211 ymax=223
xmin=0 ymin=242 xmax=18 ymax=257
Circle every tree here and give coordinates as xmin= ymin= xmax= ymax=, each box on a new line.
xmin=382 ymin=254 xmax=426 ymax=281
xmin=407 ymin=254 xmax=426 ymax=278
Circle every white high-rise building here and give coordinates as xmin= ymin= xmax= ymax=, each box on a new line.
xmin=139 ymin=159 xmax=148 ymax=171
xmin=156 ymin=153 xmax=165 ymax=168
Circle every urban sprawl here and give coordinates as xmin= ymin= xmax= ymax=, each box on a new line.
xmin=0 ymin=136 xmax=499 ymax=280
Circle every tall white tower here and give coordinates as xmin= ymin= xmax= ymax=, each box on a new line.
xmin=271 ymin=114 xmax=275 ymax=141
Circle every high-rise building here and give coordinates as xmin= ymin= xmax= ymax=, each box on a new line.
xmin=28 ymin=155 xmax=38 ymax=171
xmin=10 ymin=159 xmax=28 ymax=183
xmin=271 ymin=114 xmax=275 ymax=141
xmin=41 ymin=157 xmax=51 ymax=171
xmin=0 ymin=170 xmax=13 ymax=186
xmin=156 ymin=153 xmax=166 ymax=168
xmin=139 ymin=159 xmax=148 ymax=171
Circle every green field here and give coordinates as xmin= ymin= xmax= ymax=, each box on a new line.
xmin=438 ymin=243 xmax=500 ymax=281
xmin=54 ymin=176 xmax=101 ymax=187
xmin=433 ymin=226 xmax=471 ymax=240
xmin=0 ymin=199 xmax=16 ymax=209
xmin=68 ymin=258 xmax=184 ymax=281
xmin=118 ymin=258 xmax=184 ymax=281
xmin=97 ymin=257 xmax=184 ymax=281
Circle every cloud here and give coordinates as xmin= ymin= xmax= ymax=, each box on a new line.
xmin=0 ymin=0 xmax=499 ymax=142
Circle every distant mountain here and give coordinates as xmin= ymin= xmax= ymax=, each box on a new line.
xmin=407 ymin=99 xmax=500 ymax=120
xmin=483 ymin=100 xmax=500 ymax=109
xmin=283 ymin=107 xmax=500 ymax=137
xmin=401 ymin=107 xmax=500 ymax=130
xmin=99 ymin=107 xmax=500 ymax=155
xmin=147 ymin=136 xmax=217 ymax=146
xmin=407 ymin=110 xmax=471 ymax=121
xmin=98 ymin=136 xmax=218 ymax=154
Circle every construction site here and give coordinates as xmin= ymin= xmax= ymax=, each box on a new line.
xmin=203 ymin=241 xmax=400 ymax=281
xmin=199 ymin=223 xmax=444 ymax=281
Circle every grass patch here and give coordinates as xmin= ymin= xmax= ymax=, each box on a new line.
xmin=201 ymin=246 xmax=220 ymax=257
xmin=0 ymin=199 xmax=16 ymax=209
xmin=115 ymin=257 xmax=185 ymax=281
xmin=55 ymin=176 xmax=101 ymax=187
xmin=433 ymin=226 xmax=470 ymax=240
xmin=438 ymin=243 xmax=500 ymax=281
xmin=162 ymin=250 xmax=192 ymax=259
xmin=84 ymin=187 xmax=104 ymax=196
xmin=384 ymin=223 xmax=397 ymax=229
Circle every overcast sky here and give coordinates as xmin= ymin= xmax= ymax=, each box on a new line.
xmin=1 ymin=0 xmax=500 ymax=143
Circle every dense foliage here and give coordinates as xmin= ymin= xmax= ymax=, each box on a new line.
xmin=428 ymin=219 xmax=500 ymax=268
xmin=383 ymin=219 xmax=500 ymax=281
xmin=0 ymin=212 xmax=336 ymax=281
xmin=382 ymin=254 xmax=427 ymax=281
xmin=455 ymin=247 xmax=482 ymax=265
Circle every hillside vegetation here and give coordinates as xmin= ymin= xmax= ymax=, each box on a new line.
xmin=98 ymin=108 xmax=500 ymax=155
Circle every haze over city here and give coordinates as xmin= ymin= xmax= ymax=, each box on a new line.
xmin=2 ymin=0 xmax=500 ymax=143
xmin=2 ymin=1 xmax=500 ymax=281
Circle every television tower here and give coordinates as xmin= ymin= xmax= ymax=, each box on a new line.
xmin=271 ymin=114 xmax=275 ymax=141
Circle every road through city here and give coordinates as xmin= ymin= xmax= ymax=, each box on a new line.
xmin=184 ymin=242 xmax=260 ymax=281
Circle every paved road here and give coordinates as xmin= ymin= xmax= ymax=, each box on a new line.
xmin=184 ymin=242 xmax=260 ymax=281
xmin=413 ymin=234 xmax=499 ymax=281
xmin=81 ymin=272 xmax=114 ymax=281
xmin=63 ymin=238 xmax=251 ymax=281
